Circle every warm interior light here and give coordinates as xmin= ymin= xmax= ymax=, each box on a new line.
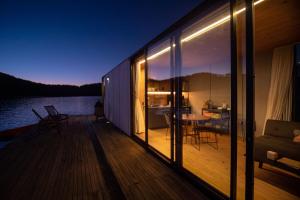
xmin=254 ymin=0 xmax=265 ymax=6
xmin=137 ymin=0 xmax=264 ymax=65
xmin=181 ymin=0 xmax=264 ymax=42
xmin=138 ymin=59 xmax=145 ymax=65
xmin=234 ymin=7 xmax=246 ymax=15
xmin=147 ymin=91 xmax=172 ymax=95
xmin=147 ymin=91 xmax=187 ymax=95
xmin=147 ymin=46 xmax=171 ymax=61
xmin=181 ymin=15 xmax=231 ymax=43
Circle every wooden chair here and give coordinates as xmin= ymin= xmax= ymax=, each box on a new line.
xmin=44 ymin=105 xmax=69 ymax=125
xmin=193 ymin=120 xmax=218 ymax=150
xmin=32 ymin=109 xmax=60 ymax=134
xmin=181 ymin=109 xmax=192 ymax=144
xmin=164 ymin=113 xmax=171 ymax=139
xmin=193 ymin=111 xmax=231 ymax=150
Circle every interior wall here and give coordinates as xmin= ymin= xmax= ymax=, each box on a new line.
xmin=188 ymin=73 xmax=231 ymax=115
xmin=188 ymin=74 xmax=231 ymax=114
xmin=187 ymin=73 xmax=210 ymax=115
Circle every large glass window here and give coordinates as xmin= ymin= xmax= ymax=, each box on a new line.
xmin=180 ymin=3 xmax=231 ymax=195
xmin=130 ymin=1 xmax=300 ymax=199
xmin=147 ymin=40 xmax=173 ymax=159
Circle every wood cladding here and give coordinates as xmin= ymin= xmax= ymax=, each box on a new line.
xmin=236 ymin=0 xmax=300 ymax=55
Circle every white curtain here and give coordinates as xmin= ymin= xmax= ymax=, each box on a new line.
xmin=264 ymin=45 xmax=294 ymax=131
xmin=134 ymin=64 xmax=145 ymax=133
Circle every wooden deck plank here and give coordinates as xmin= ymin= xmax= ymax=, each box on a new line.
xmin=37 ymin=136 xmax=63 ymax=200
xmin=2 ymin=134 xmax=52 ymax=198
xmin=90 ymin=118 xmax=208 ymax=200
xmin=0 ymin=115 xmax=209 ymax=200
xmin=0 ymin=116 xmax=112 ymax=200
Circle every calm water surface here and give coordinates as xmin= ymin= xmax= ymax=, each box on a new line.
xmin=0 ymin=96 xmax=100 ymax=132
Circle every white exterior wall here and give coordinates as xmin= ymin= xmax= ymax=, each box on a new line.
xmin=103 ymin=59 xmax=131 ymax=135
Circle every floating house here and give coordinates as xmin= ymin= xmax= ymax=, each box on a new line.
xmin=102 ymin=0 xmax=300 ymax=199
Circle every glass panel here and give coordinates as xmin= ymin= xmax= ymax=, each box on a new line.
xmin=147 ymin=40 xmax=172 ymax=159
xmin=236 ymin=1 xmax=246 ymax=199
xmin=180 ymin=3 xmax=231 ymax=195
xmin=133 ymin=57 xmax=146 ymax=141
xmin=253 ymin=0 xmax=300 ymax=199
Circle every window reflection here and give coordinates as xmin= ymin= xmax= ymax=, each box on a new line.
xmin=180 ymin=4 xmax=231 ymax=195
xmin=147 ymin=40 xmax=173 ymax=159
xmin=236 ymin=1 xmax=247 ymax=199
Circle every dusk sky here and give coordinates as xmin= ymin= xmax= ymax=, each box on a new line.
xmin=0 ymin=0 xmax=201 ymax=85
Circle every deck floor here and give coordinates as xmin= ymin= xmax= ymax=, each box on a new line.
xmin=0 ymin=116 xmax=208 ymax=200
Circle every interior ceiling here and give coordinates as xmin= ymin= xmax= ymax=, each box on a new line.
xmin=254 ymin=0 xmax=300 ymax=52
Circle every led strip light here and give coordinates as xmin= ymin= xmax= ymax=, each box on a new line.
xmin=147 ymin=91 xmax=187 ymax=95
xmin=137 ymin=0 xmax=265 ymax=65
xmin=147 ymin=91 xmax=172 ymax=95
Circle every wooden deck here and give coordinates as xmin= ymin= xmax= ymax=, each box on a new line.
xmin=0 ymin=116 xmax=208 ymax=200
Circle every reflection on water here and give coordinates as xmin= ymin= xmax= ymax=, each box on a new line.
xmin=0 ymin=141 xmax=11 ymax=149
xmin=0 ymin=96 xmax=100 ymax=132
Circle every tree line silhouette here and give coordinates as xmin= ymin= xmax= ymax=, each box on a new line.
xmin=0 ymin=72 xmax=101 ymax=98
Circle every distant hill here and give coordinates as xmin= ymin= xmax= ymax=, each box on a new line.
xmin=0 ymin=72 xmax=101 ymax=98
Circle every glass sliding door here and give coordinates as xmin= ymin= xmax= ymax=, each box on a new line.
xmin=180 ymin=2 xmax=232 ymax=196
xmin=130 ymin=1 xmax=300 ymax=199
xmin=133 ymin=57 xmax=146 ymax=141
xmin=147 ymin=40 xmax=173 ymax=159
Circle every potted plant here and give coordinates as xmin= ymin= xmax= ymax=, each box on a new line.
xmin=94 ymin=100 xmax=104 ymax=120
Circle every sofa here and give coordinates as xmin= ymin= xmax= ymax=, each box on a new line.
xmin=254 ymin=119 xmax=300 ymax=175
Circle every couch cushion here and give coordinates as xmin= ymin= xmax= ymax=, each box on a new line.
xmin=254 ymin=135 xmax=300 ymax=161
xmin=293 ymin=135 xmax=300 ymax=143
xmin=264 ymin=120 xmax=300 ymax=138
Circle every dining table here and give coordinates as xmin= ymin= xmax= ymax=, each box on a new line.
xmin=181 ymin=114 xmax=210 ymax=122
xmin=180 ymin=114 xmax=210 ymax=142
xmin=180 ymin=113 xmax=219 ymax=150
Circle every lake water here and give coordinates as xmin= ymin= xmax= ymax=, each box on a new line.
xmin=0 ymin=96 xmax=101 ymax=132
